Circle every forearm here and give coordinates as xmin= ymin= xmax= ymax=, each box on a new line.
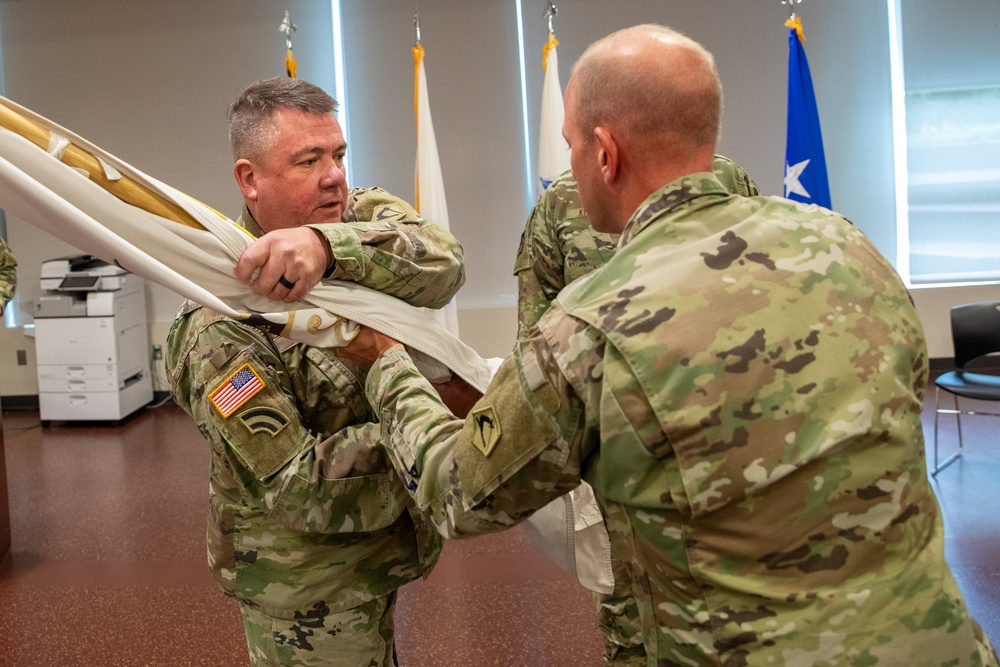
xmin=515 ymin=268 xmax=554 ymax=340
xmin=514 ymin=203 xmax=564 ymax=339
xmin=366 ymin=347 xmax=579 ymax=539
xmin=308 ymin=220 xmax=465 ymax=307
xmin=309 ymin=187 xmax=465 ymax=307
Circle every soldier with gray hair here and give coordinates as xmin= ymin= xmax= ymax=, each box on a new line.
xmin=167 ymin=76 xmax=465 ymax=666
xmin=341 ymin=25 xmax=999 ymax=665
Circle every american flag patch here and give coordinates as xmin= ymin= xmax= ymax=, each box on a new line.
xmin=209 ymin=363 xmax=265 ymax=418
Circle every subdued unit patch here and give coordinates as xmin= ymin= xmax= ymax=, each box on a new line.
xmin=237 ymin=407 xmax=290 ymax=437
xmin=376 ymin=205 xmax=404 ymax=221
xmin=471 ymin=406 xmax=501 ymax=457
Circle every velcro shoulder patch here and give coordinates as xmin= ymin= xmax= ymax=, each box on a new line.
xmin=209 ymin=363 xmax=265 ymax=418
xmin=470 ymin=406 xmax=502 ymax=457
xmin=454 ymin=358 xmax=564 ymax=509
xmin=202 ymin=350 xmax=303 ymax=479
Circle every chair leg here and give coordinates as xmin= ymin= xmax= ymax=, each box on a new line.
xmin=932 ymin=388 xmax=962 ymax=476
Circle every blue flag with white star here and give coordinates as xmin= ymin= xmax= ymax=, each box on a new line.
xmin=784 ymin=18 xmax=831 ymax=209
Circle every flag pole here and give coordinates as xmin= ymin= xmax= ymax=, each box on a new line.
xmin=280 ymin=10 xmax=298 ymax=78
xmin=537 ymin=2 xmax=570 ymax=195
xmin=0 ymin=100 xmax=206 ymax=230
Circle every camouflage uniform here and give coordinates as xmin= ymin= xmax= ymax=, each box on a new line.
xmin=513 ymin=156 xmax=759 ymax=666
xmin=368 ymin=175 xmax=999 ymax=665
xmin=0 ymin=236 xmax=16 ymax=310
xmin=514 ymin=157 xmax=759 ymax=339
xmin=167 ymin=187 xmax=461 ymax=667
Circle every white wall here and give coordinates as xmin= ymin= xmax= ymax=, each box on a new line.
xmin=0 ymin=0 xmax=995 ymax=398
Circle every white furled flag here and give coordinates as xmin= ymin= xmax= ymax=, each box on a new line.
xmin=0 ymin=94 xmax=495 ymax=391
xmin=413 ymin=41 xmax=460 ymax=336
xmin=538 ymin=32 xmax=570 ymax=195
xmin=784 ymin=15 xmax=831 ymax=210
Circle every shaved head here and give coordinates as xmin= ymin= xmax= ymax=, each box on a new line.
xmin=568 ymin=24 xmax=722 ymax=160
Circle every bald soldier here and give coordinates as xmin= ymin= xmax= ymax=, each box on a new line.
xmin=514 ymin=158 xmax=758 ymax=666
xmin=341 ymin=24 xmax=999 ymax=665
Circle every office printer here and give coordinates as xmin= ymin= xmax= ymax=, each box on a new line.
xmin=35 ymin=255 xmax=135 ymax=318
xmin=34 ymin=255 xmax=153 ymax=423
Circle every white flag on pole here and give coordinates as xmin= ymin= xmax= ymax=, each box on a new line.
xmin=413 ymin=41 xmax=460 ymax=337
xmin=537 ymin=33 xmax=570 ymax=195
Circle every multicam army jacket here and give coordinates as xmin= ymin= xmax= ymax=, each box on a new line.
xmin=166 ymin=187 xmax=459 ymax=617
xmin=513 ymin=156 xmax=759 ymax=337
xmin=0 ymin=236 xmax=16 ymax=309
xmin=367 ymin=176 xmax=999 ymax=665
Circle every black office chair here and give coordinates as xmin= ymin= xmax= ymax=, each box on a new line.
xmin=932 ymin=301 xmax=1000 ymax=475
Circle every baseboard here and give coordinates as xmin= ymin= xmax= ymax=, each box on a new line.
xmin=929 ymin=358 xmax=953 ymax=373
xmin=0 ymin=394 xmax=38 ymax=410
xmin=931 ymin=357 xmax=1000 ymax=374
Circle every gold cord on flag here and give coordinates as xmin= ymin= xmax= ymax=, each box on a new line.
xmin=412 ymin=41 xmax=425 ymax=212
xmin=785 ymin=15 xmax=806 ymax=43
xmin=0 ymin=102 xmax=206 ymax=230
xmin=542 ymin=34 xmax=559 ymax=73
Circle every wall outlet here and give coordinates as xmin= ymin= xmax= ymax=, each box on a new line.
xmin=16 ymin=349 xmax=27 ymax=365
xmin=152 ymin=345 xmax=163 ymax=360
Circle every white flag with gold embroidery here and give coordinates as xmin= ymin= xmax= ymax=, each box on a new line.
xmin=538 ymin=32 xmax=570 ymax=195
xmin=413 ymin=41 xmax=459 ymax=336
xmin=0 ymin=94 xmax=490 ymax=390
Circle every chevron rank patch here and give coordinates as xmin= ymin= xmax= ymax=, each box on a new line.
xmin=209 ymin=363 xmax=265 ymax=418
xmin=237 ymin=407 xmax=289 ymax=436
xmin=375 ymin=204 xmax=404 ymax=221
xmin=471 ymin=406 xmax=501 ymax=457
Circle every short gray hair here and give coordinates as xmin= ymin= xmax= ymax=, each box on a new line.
xmin=227 ymin=77 xmax=339 ymax=161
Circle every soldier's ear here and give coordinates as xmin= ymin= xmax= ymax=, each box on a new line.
xmin=594 ymin=126 xmax=619 ymax=185
xmin=234 ymin=160 xmax=258 ymax=201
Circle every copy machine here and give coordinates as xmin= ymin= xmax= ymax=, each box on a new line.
xmin=34 ymin=255 xmax=153 ymax=424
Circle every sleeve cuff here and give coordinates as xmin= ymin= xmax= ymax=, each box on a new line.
xmin=305 ymin=223 xmax=365 ymax=281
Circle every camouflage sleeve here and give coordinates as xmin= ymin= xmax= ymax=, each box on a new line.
xmin=513 ymin=180 xmax=570 ymax=339
xmin=0 ymin=237 xmax=17 ymax=310
xmin=712 ymin=154 xmax=760 ymax=197
xmin=166 ymin=307 xmax=408 ymax=534
xmin=364 ymin=332 xmax=585 ymax=539
xmin=306 ymin=186 xmax=465 ymax=309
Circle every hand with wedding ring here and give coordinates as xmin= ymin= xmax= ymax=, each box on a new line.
xmin=235 ymin=226 xmax=333 ymax=303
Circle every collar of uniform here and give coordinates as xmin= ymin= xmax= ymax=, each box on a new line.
xmin=620 ymin=173 xmax=731 ymax=247
xmin=236 ymin=205 xmax=264 ymax=239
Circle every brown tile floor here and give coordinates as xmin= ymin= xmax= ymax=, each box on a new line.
xmin=1 ymin=391 xmax=998 ymax=666
xmin=0 ymin=403 xmax=602 ymax=666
